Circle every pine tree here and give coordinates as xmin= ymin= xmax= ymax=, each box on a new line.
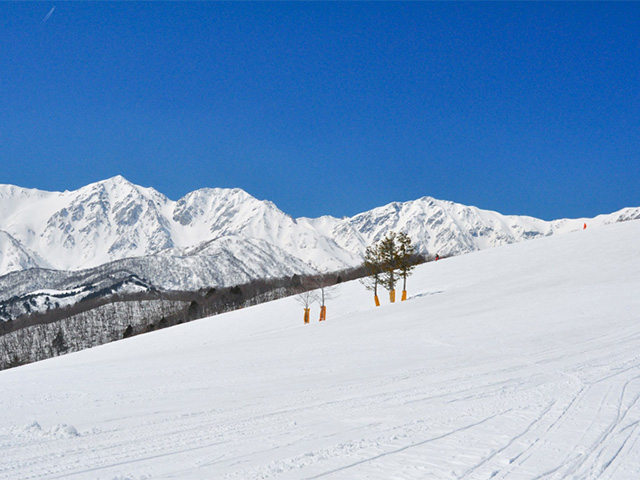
xmin=123 ymin=324 xmax=134 ymax=338
xmin=397 ymin=232 xmax=416 ymax=301
xmin=378 ymin=232 xmax=400 ymax=302
xmin=51 ymin=328 xmax=68 ymax=356
xmin=362 ymin=242 xmax=383 ymax=306
xmin=363 ymin=231 xmax=417 ymax=304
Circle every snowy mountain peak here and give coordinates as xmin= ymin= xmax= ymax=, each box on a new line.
xmin=91 ymin=174 xmax=130 ymax=188
xmin=171 ymin=186 xmax=275 ymax=231
xmin=103 ymin=174 xmax=128 ymax=184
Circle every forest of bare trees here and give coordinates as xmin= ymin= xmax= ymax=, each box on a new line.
xmin=0 ymin=266 xmax=371 ymax=371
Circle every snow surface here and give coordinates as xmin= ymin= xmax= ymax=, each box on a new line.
xmin=1 ymin=220 xmax=640 ymax=479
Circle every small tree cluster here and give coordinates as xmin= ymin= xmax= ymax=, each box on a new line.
xmin=362 ymin=231 xmax=417 ymax=305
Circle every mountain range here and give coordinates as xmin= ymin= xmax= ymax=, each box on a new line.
xmin=1 ymin=175 xmax=638 ymax=304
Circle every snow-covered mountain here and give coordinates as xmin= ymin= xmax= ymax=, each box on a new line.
xmin=0 ymin=177 xmax=357 ymax=281
xmin=304 ymin=197 xmax=640 ymax=259
xmin=1 ymin=176 xmax=638 ymax=291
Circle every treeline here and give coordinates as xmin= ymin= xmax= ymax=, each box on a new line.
xmin=0 ymin=265 xmax=372 ymax=371
xmin=0 ymin=298 xmax=185 ymax=369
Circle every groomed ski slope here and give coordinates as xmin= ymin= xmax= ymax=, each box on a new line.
xmin=1 ymin=220 xmax=640 ymax=480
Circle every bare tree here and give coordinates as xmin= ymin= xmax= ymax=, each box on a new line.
xmin=295 ymin=290 xmax=318 ymax=324
xmin=315 ymin=280 xmax=338 ymax=322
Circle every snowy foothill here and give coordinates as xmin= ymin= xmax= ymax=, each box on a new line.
xmin=1 ymin=219 xmax=640 ymax=479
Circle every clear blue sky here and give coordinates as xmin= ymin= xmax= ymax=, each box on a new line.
xmin=1 ymin=2 xmax=638 ymax=220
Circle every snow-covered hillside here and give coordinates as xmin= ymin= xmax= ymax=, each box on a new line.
xmin=1 ymin=219 xmax=639 ymax=479
xmin=0 ymin=230 xmax=43 ymax=273
xmin=1 ymin=176 xmax=638 ymax=285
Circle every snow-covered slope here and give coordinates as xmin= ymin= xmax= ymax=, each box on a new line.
xmin=1 ymin=220 xmax=639 ymax=479
xmin=0 ymin=230 xmax=45 ymax=274
xmin=1 ymin=176 xmax=639 ymax=286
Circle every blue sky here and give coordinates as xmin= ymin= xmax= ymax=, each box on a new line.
xmin=1 ymin=2 xmax=638 ymax=220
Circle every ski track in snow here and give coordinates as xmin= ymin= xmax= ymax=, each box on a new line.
xmin=1 ymin=220 xmax=640 ymax=479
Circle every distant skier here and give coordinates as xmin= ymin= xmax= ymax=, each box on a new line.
xmin=583 ymin=223 xmax=587 ymax=230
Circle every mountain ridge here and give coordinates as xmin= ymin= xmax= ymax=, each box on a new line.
xmin=1 ymin=176 xmax=639 ymax=288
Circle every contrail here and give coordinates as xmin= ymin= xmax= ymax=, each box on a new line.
xmin=40 ymin=6 xmax=55 ymax=24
